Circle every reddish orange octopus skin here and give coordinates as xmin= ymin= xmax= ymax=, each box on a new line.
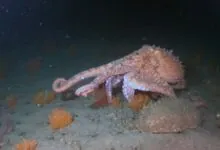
xmin=52 ymin=45 xmax=185 ymax=102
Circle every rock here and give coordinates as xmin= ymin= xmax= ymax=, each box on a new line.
xmin=136 ymin=97 xmax=201 ymax=133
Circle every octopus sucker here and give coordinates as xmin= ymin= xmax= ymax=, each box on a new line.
xmin=52 ymin=45 xmax=185 ymax=102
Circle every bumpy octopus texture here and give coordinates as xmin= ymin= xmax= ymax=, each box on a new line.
xmin=52 ymin=45 xmax=185 ymax=103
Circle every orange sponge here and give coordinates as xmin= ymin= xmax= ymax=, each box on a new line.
xmin=111 ymin=96 xmax=121 ymax=108
xmin=128 ymin=92 xmax=151 ymax=112
xmin=33 ymin=89 xmax=56 ymax=105
xmin=6 ymin=94 xmax=17 ymax=109
xmin=48 ymin=108 xmax=73 ymax=130
xmin=15 ymin=139 xmax=37 ymax=150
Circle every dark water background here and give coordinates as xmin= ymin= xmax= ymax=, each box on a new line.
xmin=0 ymin=0 xmax=219 ymax=84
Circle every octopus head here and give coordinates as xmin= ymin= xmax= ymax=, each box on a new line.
xmin=153 ymin=48 xmax=184 ymax=83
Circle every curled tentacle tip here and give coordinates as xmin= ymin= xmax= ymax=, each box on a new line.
xmin=52 ymin=78 xmax=67 ymax=93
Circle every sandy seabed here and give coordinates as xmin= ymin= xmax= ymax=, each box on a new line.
xmin=0 ymin=75 xmax=220 ymax=150
xmin=0 ymin=50 xmax=220 ymax=150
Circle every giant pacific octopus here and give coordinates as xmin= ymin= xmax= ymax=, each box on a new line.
xmin=52 ymin=45 xmax=185 ymax=103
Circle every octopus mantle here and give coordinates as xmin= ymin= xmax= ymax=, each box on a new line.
xmin=52 ymin=45 xmax=185 ymax=103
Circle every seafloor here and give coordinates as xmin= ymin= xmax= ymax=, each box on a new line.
xmin=0 ymin=40 xmax=220 ymax=150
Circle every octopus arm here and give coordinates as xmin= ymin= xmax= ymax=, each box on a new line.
xmin=75 ymin=75 xmax=108 ymax=97
xmin=105 ymin=75 xmax=123 ymax=103
xmin=52 ymin=65 xmax=109 ymax=93
xmin=124 ymin=72 xmax=176 ymax=98
xmin=52 ymin=59 xmax=128 ymax=93
xmin=122 ymin=75 xmax=135 ymax=102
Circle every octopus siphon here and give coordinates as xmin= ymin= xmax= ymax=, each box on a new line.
xmin=52 ymin=45 xmax=185 ymax=103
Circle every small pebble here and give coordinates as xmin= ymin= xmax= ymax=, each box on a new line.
xmin=46 ymin=135 xmax=55 ymax=140
xmin=70 ymin=141 xmax=82 ymax=150
xmin=18 ymin=131 xmax=26 ymax=136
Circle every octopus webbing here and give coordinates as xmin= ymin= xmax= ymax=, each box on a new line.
xmin=52 ymin=45 xmax=185 ymax=103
